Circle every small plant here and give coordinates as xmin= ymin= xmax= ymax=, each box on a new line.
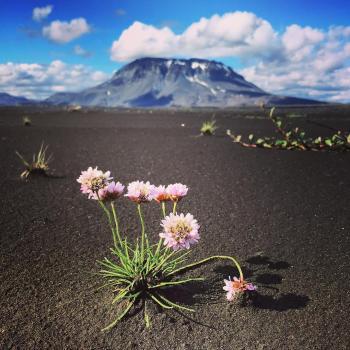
xmin=22 ymin=116 xmax=32 ymax=126
xmin=77 ymin=167 xmax=256 ymax=330
xmin=16 ymin=142 xmax=52 ymax=178
xmin=227 ymin=107 xmax=350 ymax=151
xmin=200 ymin=119 xmax=218 ymax=135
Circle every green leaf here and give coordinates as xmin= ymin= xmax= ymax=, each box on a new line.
xmin=275 ymin=140 xmax=287 ymax=147
xmin=255 ymin=138 xmax=264 ymax=145
xmin=314 ymin=136 xmax=322 ymax=144
xmin=325 ymin=139 xmax=333 ymax=147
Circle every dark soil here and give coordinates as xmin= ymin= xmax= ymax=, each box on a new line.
xmin=0 ymin=106 xmax=349 ymax=350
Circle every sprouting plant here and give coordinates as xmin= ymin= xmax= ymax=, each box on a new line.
xmin=77 ymin=168 xmax=256 ymax=331
xmin=227 ymin=107 xmax=350 ymax=151
xmin=22 ymin=116 xmax=32 ymax=126
xmin=16 ymin=142 xmax=52 ymax=178
xmin=200 ymin=119 xmax=218 ymax=135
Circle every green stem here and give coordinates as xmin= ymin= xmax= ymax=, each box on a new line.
xmin=167 ymin=255 xmax=243 ymax=280
xmin=110 ymin=202 xmax=122 ymax=247
xmin=155 ymin=202 xmax=166 ymax=256
xmin=172 ymin=201 xmax=177 ymax=214
xmin=137 ymin=204 xmax=146 ymax=262
xmin=161 ymin=202 xmax=166 ymax=218
xmin=149 ymin=277 xmax=204 ymax=289
xmin=98 ymin=200 xmax=117 ymax=246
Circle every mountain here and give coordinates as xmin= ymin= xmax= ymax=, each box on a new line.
xmin=0 ymin=92 xmax=36 ymax=106
xmin=46 ymin=57 xmax=322 ymax=107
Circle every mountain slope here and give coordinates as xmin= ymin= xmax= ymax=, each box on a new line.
xmin=0 ymin=92 xmax=36 ymax=106
xmin=46 ymin=57 xmax=322 ymax=107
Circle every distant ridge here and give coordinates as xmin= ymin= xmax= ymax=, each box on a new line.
xmin=0 ymin=92 xmax=36 ymax=106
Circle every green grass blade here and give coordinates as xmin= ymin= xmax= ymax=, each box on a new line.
xmin=101 ymin=300 xmax=134 ymax=332
xmin=156 ymin=293 xmax=195 ymax=312
xmin=147 ymin=292 xmax=173 ymax=309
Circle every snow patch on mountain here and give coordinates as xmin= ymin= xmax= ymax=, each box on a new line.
xmin=45 ymin=57 xmax=323 ymax=107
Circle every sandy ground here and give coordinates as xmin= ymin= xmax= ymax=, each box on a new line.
xmin=0 ymin=106 xmax=349 ymax=350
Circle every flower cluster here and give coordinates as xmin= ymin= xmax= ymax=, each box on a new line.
xmin=77 ymin=168 xmax=189 ymax=206
xmin=143 ymin=183 xmax=189 ymax=203
xmin=160 ymin=213 xmax=200 ymax=250
xmin=77 ymin=166 xmax=124 ymax=201
xmin=223 ymin=277 xmax=257 ymax=301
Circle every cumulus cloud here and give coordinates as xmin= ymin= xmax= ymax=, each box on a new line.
xmin=110 ymin=12 xmax=278 ymax=62
xmin=32 ymin=5 xmax=53 ymax=22
xmin=0 ymin=61 xmax=108 ymax=100
xmin=240 ymin=25 xmax=350 ymax=102
xmin=108 ymin=12 xmax=350 ymax=102
xmin=43 ymin=18 xmax=90 ymax=43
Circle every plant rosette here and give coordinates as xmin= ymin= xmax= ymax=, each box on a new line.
xmin=77 ymin=167 xmax=256 ymax=330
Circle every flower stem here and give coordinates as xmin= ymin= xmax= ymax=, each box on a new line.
xmin=172 ymin=201 xmax=177 ymax=214
xmin=110 ymin=202 xmax=122 ymax=247
xmin=167 ymin=255 xmax=244 ymax=280
xmin=161 ymin=202 xmax=166 ymax=218
xmin=156 ymin=202 xmax=166 ymax=256
xmin=98 ymin=200 xmax=117 ymax=247
xmin=137 ymin=204 xmax=146 ymax=262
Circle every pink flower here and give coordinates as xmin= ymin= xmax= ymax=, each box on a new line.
xmin=159 ymin=213 xmax=200 ymax=250
xmin=223 ymin=277 xmax=257 ymax=301
xmin=98 ymin=181 xmax=125 ymax=202
xmin=125 ymin=181 xmax=156 ymax=203
xmin=77 ymin=167 xmax=112 ymax=200
xmin=166 ymin=183 xmax=188 ymax=202
xmin=154 ymin=185 xmax=171 ymax=203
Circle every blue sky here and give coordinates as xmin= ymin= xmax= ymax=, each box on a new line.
xmin=1 ymin=0 xmax=350 ymax=101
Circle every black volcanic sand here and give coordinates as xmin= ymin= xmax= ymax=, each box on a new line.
xmin=1 ymin=106 xmax=349 ymax=350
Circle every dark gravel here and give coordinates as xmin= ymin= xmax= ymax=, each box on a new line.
xmin=0 ymin=106 xmax=349 ymax=350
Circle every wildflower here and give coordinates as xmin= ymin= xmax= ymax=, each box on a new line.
xmin=77 ymin=166 xmax=112 ymax=199
xmin=223 ymin=277 xmax=257 ymax=301
xmin=166 ymin=183 xmax=188 ymax=202
xmin=125 ymin=181 xmax=156 ymax=203
xmin=98 ymin=181 xmax=125 ymax=202
xmin=154 ymin=185 xmax=171 ymax=203
xmin=159 ymin=213 xmax=199 ymax=250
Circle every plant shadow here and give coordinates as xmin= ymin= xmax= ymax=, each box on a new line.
xmin=244 ymin=254 xmax=310 ymax=311
xmin=125 ymin=254 xmax=309 ymax=327
xmin=21 ymin=172 xmax=66 ymax=180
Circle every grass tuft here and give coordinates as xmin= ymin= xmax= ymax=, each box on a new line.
xmin=16 ymin=142 xmax=52 ymax=178
xmin=200 ymin=119 xmax=218 ymax=135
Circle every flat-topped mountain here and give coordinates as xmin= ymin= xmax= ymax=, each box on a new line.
xmin=43 ymin=57 xmax=321 ymax=107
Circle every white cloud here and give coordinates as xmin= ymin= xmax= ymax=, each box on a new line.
xmin=0 ymin=61 xmax=108 ymax=100
xmin=108 ymin=12 xmax=350 ymax=102
xmin=43 ymin=18 xmax=90 ymax=43
xmin=110 ymin=12 xmax=278 ymax=62
xmin=240 ymin=25 xmax=350 ymax=102
xmin=32 ymin=5 xmax=53 ymax=22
